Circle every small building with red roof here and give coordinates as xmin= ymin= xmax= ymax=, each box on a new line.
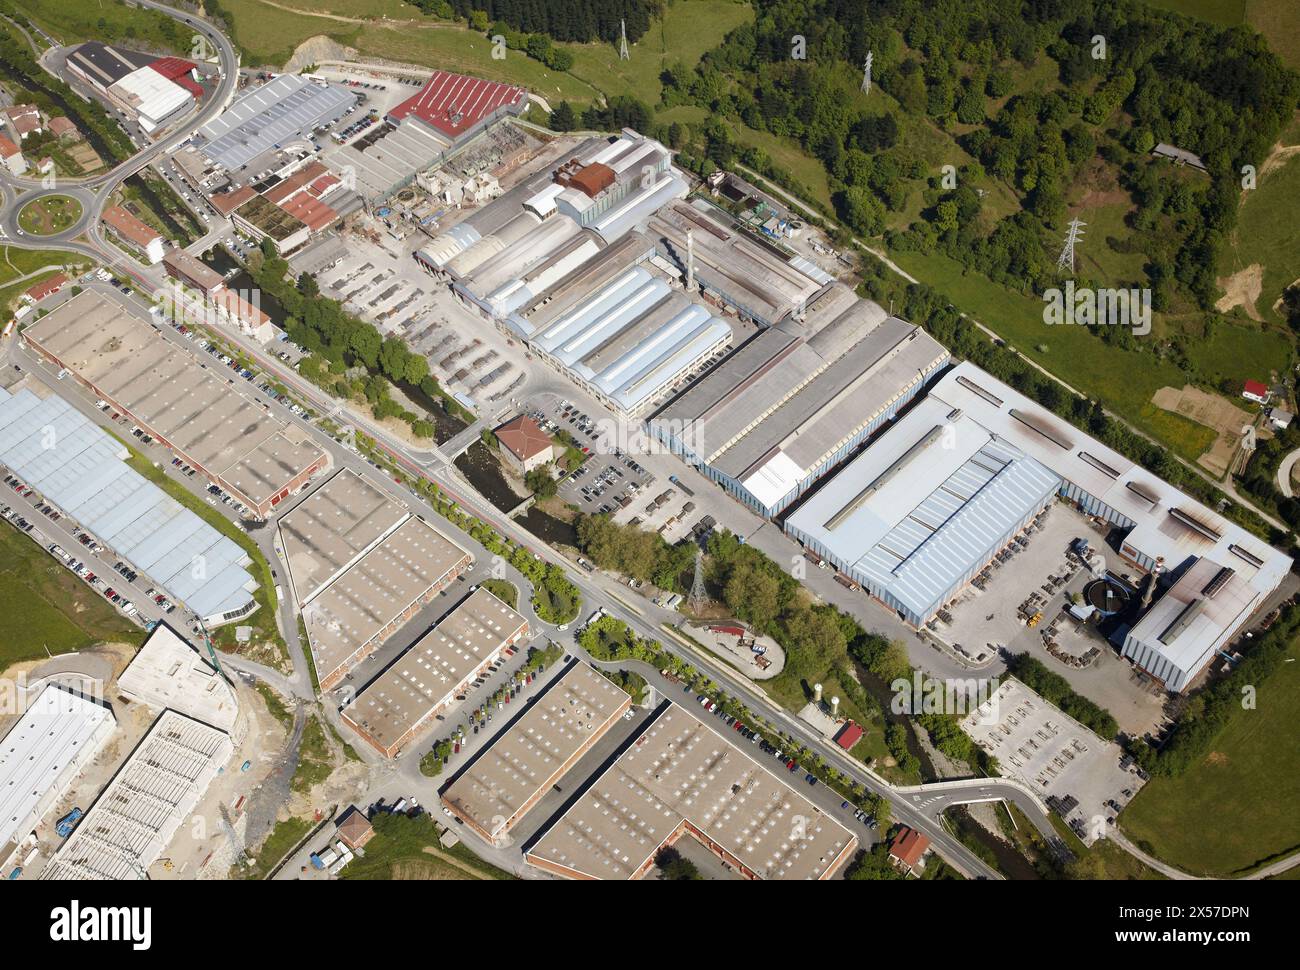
xmin=494 ymin=415 xmax=554 ymax=475
xmin=0 ymin=133 xmax=25 ymax=176
xmin=1242 ymin=380 xmax=1271 ymax=405
xmin=833 ymin=720 xmax=864 ymax=751
xmin=25 ymin=274 xmax=69 ymax=304
xmin=888 ymin=826 xmax=931 ymax=874
xmin=102 ymin=205 xmax=165 ymax=264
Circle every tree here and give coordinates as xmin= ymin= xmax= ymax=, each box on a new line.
xmin=525 ymin=465 xmax=557 ymax=500
xmin=549 ymin=101 xmax=577 ymax=132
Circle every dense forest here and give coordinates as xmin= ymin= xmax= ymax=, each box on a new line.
xmin=443 ymin=0 xmax=659 ymax=43
xmin=652 ymin=0 xmax=1299 ymax=309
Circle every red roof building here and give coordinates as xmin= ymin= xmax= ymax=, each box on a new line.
xmin=494 ymin=415 xmax=554 ymax=474
xmin=5 ymin=104 xmax=42 ymax=139
xmin=279 ymin=193 xmax=339 ymax=234
xmin=25 ymin=273 xmax=68 ymax=303
xmin=102 ymin=205 xmax=165 ymax=263
xmin=48 ymin=116 xmax=80 ymax=141
xmin=1242 ymin=380 xmax=1271 ymax=404
xmin=388 ymin=70 xmax=525 ymax=142
xmin=209 ymin=185 xmax=257 ymax=216
xmin=833 ymin=720 xmax=864 ymax=751
xmin=0 ymin=133 xmax=20 ymax=159
xmin=888 ymin=826 xmax=931 ymax=872
xmin=149 ymin=57 xmax=204 ymax=99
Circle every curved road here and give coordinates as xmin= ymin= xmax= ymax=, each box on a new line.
xmin=0 ymin=0 xmax=241 ymax=244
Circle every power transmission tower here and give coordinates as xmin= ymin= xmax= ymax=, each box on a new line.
xmin=1056 ymin=217 xmax=1086 ymax=273
xmin=689 ymin=548 xmax=707 ymax=614
xmin=619 ymin=19 xmax=630 ymax=61
xmin=861 ymin=51 xmax=873 ymax=94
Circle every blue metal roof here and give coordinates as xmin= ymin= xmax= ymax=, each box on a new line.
xmin=0 ymin=388 xmax=256 ymax=619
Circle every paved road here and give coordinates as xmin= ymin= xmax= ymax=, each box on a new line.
xmin=0 ymin=0 xmax=240 ymax=245
xmin=1277 ymin=447 xmax=1300 ymax=498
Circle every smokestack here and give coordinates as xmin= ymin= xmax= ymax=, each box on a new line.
xmin=686 ymin=228 xmax=694 ymax=292
xmin=813 ymin=683 xmax=823 ymax=704
xmin=1141 ymin=557 xmax=1165 ymax=610
xmin=831 ymin=696 xmax=840 ymax=718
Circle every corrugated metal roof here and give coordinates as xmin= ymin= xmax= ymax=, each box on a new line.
xmin=0 ymin=387 xmax=255 ymax=618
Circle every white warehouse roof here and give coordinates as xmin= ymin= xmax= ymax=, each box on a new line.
xmin=0 ymin=685 xmax=116 ymax=851
xmin=109 ymin=65 xmax=191 ymax=131
xmin=786 ymin=395 xmax=1061 ymax=624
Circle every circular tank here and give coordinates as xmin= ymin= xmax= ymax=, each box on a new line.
xmin=1083 ymin=577 xmax=1131 ymax=616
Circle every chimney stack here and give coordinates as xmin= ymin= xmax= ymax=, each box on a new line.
xmin=813 ymin=682 xmax=823 ymax=704
xmin=1140 ymin=556 xmax=1165 ymax=610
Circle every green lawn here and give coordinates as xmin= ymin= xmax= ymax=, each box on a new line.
xmin=17 ymin=196 xmax=82 ymax=236
xmin=339 ymin=811 xmax=517 ymax=880
xmin=1120 ymin=631 xmax=1300 ymax=876
xmin=564 ymin=0 xmax=754 ymax=106
xmin=1219 ymin=147 xmax=1300 ymax=326
xmin=891 ymin=248 xmax=1218 ymax=462
xmin=12 ymin=0 xmax=192 ymax=50
xmin=0 ymin=521 xmax=141 ymax=667
xmin=481 ymin=579 xmax=518 ymax=610
xmin=1183 ymin=319 xmax=1294 ymax=385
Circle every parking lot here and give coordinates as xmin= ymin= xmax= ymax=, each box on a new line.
xmin=306 ymin=229 xmax=524 ymax=406
xmin=533 ymin=398 xmax=656 ymax=515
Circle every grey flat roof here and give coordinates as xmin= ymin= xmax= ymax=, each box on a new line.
xmin=116 ymin=624 xmax=240 ymax=732
xmin=197 ymin=74 xmax=356 ymax=172
xmin=23 ymin=290 xmax=326 ymax=509
xmin=67 ymin=41 xmax=154 ymax=89
xmin=302 ymin=516 xmax=471 ymax=686
xmin=342 ymin=587 xmax=527 ymax=752
xmin=527 ymin=704 xmax=856 ymax=880
xmin=651 ymin=294 xmax=949 ymax=505
xmin=279 ymin=469 xmax=407 ymax=604
xmin=649 ymin=199 xmax=823 ymax=325
xmin=785 ymin=395 xmax=1062 ymax=622
xmin=441 ymin=663 xmax=631 ymax=839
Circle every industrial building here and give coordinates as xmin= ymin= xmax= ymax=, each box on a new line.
xmin=195 ymin=74 xmax=356 ymax=174
xmin=786 ymin=360 xmax=1290 ymax=687
xmin=280 ymin=470 xmax=473 ymax=690
xmin=65 ymin=42 xmax=200 ymax=134
xmin=0 ymin=685 xmax=116 ymax=861
xmin=1120 ymin=557 xmax=1262 ymax=693
xmin=22 ymin=290 xmax=330 ymax=520
xmin=341 ymin=587 xmax=530 ymax=757
xmin=648 ymin=198 xmax=830 ymax=327
xmin=525 ymin=704 xmax=857 ymax=880
xmin=440 ymin=663 xmax=632 ymax=844
xmin=230 ymin=194 xmax=311 ymax=255
xmin=42 ymin=711 xmax=234 ymax=880
xmin=388 ymin=70 xmax=526 ymax=148
xmin=784 ymin=394 xmax=1063 ymax=627
xmin=417 ymin=131 xmax=686 ymax=320
xmin=650 ymin=285 xmax=950 ymax=516
xmin=0 ymin=385 xmax=259 ymax=623
xmin=117 ymin=624 xmax=242 ymax=736
xmin=527 ymin=265 xmax=733 ymax=418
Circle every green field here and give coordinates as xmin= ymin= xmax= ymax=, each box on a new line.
xmin=339 ymin=812 xmax=516 ymax=880
xmin=891 ymin=248 xmax=1219 ymax=462
xmin=1183 ymin=320 xmax=1294 ymax=385
xmin=12 ymin=0 xmax=191 ymax=51
xmin=1219 ymin=146 xmax=1300 ymax=326
xmin=1120 ymin=631 xmax=1300 ymax=876
xmin=564 ymin=0 xmax=754 ymax=105
xmin=0 ymin=521 xmax=141 ymax=668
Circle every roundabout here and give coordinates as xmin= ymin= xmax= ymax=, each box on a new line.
xmin=17 ymin=193 xmax=84 ymax=236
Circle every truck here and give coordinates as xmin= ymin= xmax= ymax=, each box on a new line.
xmin=834 ymin=573 xmax=860 ymax=592
xmin=803 ymin=550 xmax=828 ymax=569
xmin=55 ymin=808 xmax=83 ymax=838
xmin=668 ymin=475 xmax=695 ymax=497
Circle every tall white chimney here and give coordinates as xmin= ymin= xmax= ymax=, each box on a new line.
xmin=813 ymin=682 xmax=823 ymax=704
xmin=831 ymin=696 xmax=840 ymax=718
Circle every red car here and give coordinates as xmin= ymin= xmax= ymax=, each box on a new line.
xmin=786 ymin=760 xmax=797 ymax=772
